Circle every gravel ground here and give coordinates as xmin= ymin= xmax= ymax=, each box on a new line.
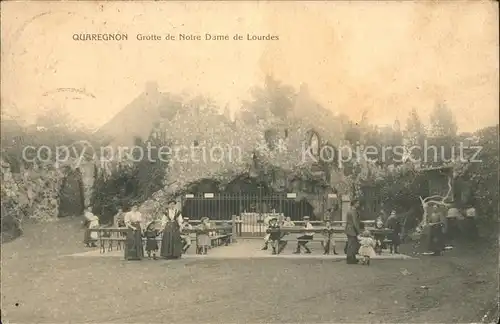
xmin=1 ymin=219 xmax=498 ymax=323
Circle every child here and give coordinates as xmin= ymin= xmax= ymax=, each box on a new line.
xmin=294 ymin=216 xmax=314 ymax=254
xmin=358 ymin=230 xmax=376 ymax=265
xmin=261 ymin=214 xmax=274 ymax=250
xmin=374 ymin=215 xmax=386 ymax=254
xmin=181 ymin=217 xmax=193 ymax=253
xmin=144 ymin=221 xmax=160 ymax=260
xmin=265 ymin=217 xmax=282 ymax=255
xmin=197 ymin=217 xmax=211 ymax=255
xmin=321 ymin=220 xmax=338 ymax=255
xmin=386 ymin=210 xmax=402 ymax=254
xmin=374 ymin=238 xmax=383 ymax=255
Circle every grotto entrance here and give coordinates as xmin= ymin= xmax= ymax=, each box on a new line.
xmin=180 ymin=175 xmax=316 ymax=224
xmin=58 ymin=167 xmax=85 ymax=217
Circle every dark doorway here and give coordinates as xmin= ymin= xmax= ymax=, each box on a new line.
xmin=58 ymin=167 xmax=85 ymax=217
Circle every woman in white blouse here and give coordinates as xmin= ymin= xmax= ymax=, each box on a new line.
xmin=124 ymin=205 xmax=144 ymax=260
xmin=160 ymin=200 xmax=184 ymax=259
xmin=83 ymin=207 xmax=99 ymax=247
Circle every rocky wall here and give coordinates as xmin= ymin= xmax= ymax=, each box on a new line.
xmin=1 ymin=158 xmax=96 ymax=227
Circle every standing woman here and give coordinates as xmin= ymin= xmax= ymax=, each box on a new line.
xmin=124 ymin=206 xmax=144 ymax=261
xmin=427 ymin=207 xmax=446 ymax=256
xmin=160 ymin=200 xmax=184 ymax=259
xmin=83 ymin=207 xmax=99 ymax=247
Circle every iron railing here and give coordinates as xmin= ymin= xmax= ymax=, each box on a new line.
xmin=181 ymin=192 xmax=326 ymax=236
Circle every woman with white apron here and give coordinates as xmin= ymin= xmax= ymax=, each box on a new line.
xmin=83 ymin=207 xmax=99 ymax=247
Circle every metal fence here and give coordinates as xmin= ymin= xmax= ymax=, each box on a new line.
xmin=181 ymin=192 xmax=323 ymax=236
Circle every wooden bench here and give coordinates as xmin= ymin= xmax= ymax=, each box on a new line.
xmin=90 ymin=224 xmax=235 ymax=254
xmin=193 ymin=225 xmax=233 ymax=254
xmin=211 ymin=233 xmax=232 ymax=247
xmin=267 ymin=227 xmax=393 ymax=254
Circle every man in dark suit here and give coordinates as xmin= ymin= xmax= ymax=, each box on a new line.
xmin=344 ymin=199 xmax=361 ymax=264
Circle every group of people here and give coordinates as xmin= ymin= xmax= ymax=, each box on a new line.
xmin=84 ymin=199 xmax=216 ymax=261
xmin=262 ymin=203 xmax=383 ymax=266
xmin=84 ymin=196 xmax=479 ymax=263
xmin=417 ymin=204 xmax=478 ymax=256
xmin=262 ymin=215 xmax=340 ymax=256
xmin=124 ymin=201 xmax=217 ymax=260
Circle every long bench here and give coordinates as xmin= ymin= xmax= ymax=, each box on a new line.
xmin=89 ymin=225 xmax=234 ymax=254
xmin=266 ymin=227 xmax=394 ymax=254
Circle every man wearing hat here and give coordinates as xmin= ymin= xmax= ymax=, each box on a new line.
xmin=294 ymin=216 xmax=314 ymax=254
xmin=180 ymin=217 xmax=193 ymax=253
xmin=345 ymin=199 xmax=361 ymax=264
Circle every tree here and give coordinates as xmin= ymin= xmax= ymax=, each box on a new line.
xmin=462 ymin=125 xmax=499 ymax=227
xmin=344 ymin=121 xmax=361 ymax=145
xmin=427 ymin=103 xmax=458 ymax=166
xmin=241 ymin=75 xmax=296 ymax=123
xmin=429 ymin=103 xmax=457 ymax=138
xmin=90 ymin=135 xmax=169 ymax=224
xmin=406 ymin=108 xmax=426 ymax=161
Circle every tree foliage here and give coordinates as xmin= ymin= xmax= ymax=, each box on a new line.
xmin=429 ymin=103 xmax=458 ymax=138
xmin=241 ymin=75 xmax=296 ymax=124
xmin=90 ymin=135 xmax=169 ymax=224
xmin=1 ymin=108 xmax=101 ymax=239
xmin=461 ymin=125 xmax=499 ymax=224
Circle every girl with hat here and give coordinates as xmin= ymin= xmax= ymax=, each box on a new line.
xmin=196 ymin=217 xmax=212 ymax=255
xmin=265 ymin=216 xmax=282 ymax=255
xmin=321 ymin=220 xmax=338 ymax=255
xmin=144 ymin=220 xmax=160 ymax=260
xmin=160 ymin=199 xmax=184 ymax=259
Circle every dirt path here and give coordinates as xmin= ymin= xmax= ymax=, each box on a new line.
xmin=1 ymin=221 xmax=498 ymax=323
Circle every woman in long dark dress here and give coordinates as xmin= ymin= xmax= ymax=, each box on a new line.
xmin=427 ymin=210 xmax=445 ymax=256
xmin=160 ymin=200 xmax=184 ymax=259
xmin=124 ymin=206 xmax=144 ymax=261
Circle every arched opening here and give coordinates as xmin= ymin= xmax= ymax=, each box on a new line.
xmin=182 ymin=173 xmax=315 ymax=225
xmin=182 ymin=179 xmax=221 ymax=220
xmin=58 ymin=166 xmax=85 ymax=217
xmin=187 ymin=178 xmax=221 ymax=194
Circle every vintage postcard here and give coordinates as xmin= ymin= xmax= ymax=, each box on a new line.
xmin=1 ymin=1 xmax=498 ymax=323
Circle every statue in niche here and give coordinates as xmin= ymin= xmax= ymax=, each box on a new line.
xmin=310 ymin=132 xmax=320 ymax=156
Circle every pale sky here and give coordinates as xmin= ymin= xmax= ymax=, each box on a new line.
xmin=1 ymin=1 xmax=498 ymax=132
